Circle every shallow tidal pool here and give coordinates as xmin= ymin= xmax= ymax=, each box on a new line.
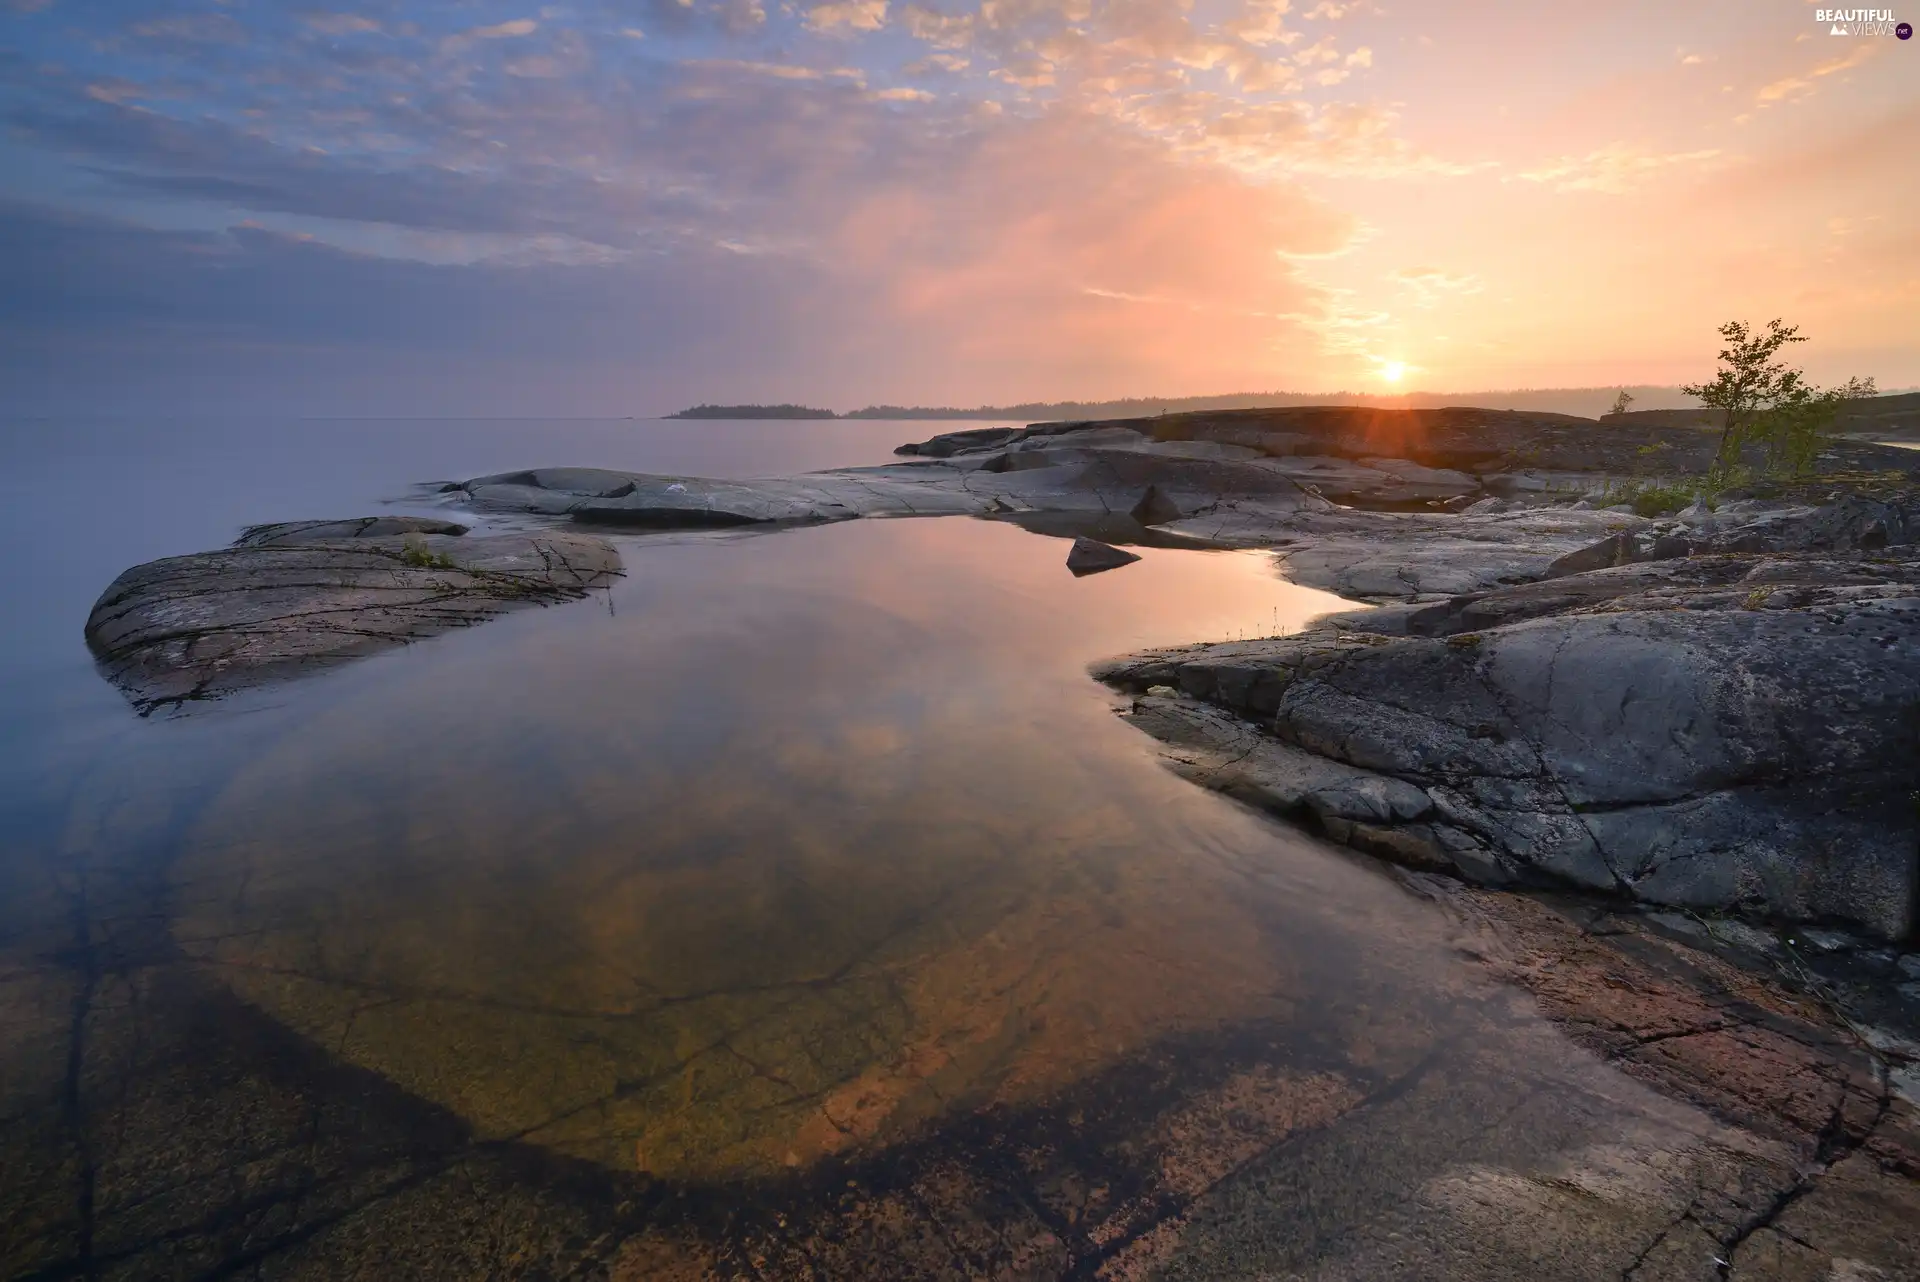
xmin=2 ymin=420 xmax=1737 ymax=1278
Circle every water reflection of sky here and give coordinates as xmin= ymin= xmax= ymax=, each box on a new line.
xmin=25 ymin=509 xmax=1440 ymax=1179
xmin=5 ymin=419 xmax=1475 ymax=1184
xmin=5 ymin=421 xmax=1806 ymax=1282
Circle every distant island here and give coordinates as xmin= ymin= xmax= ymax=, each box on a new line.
xmin=668 ymin=403 xmax=837 ymax=419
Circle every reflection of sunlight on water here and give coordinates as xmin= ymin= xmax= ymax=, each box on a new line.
xmin=117 ymin=518 xmax=1427 ymax=1179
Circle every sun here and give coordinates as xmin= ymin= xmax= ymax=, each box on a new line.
xmin=1376 ymin=360 xmax=1409 ymax=385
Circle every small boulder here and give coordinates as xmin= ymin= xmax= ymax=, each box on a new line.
xmin=1675 ymin=499 xmax=1715 ymax=529
xmin=1066 ymin=537 xmax=1143 ymax=577
xmin=1129 ymin=484 xmax=1183 ymax=526
xmin=1545 ymin=531 xmax=1642 ymax=578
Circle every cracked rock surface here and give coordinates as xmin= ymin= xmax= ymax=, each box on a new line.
xmin=83 ymin=522 xmax=622 ymax=714
xmin=1096 ymin=502 xmax=1920 ymax=940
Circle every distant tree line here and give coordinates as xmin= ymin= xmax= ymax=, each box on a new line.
xmin=844 ymin=388 xmax=1710 ymax=420
xmin=669 ymin=373 xmax=1905 ymax=428
xmin=668 ymin=404 xmax=837 ymax=419
xmin=673 ymin=387 xmax=1712 ymax=422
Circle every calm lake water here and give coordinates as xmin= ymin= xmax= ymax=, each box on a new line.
xmin=0 ymin=418 xmax=1666 ymax=1276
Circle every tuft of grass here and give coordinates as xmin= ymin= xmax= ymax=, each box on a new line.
xmin=1596 ymin=475 xmax=1730 ymax=518
xmin=1627 ymin=483 xmax=1699 ymax=517
xmin=398 ymin=534 xmax=458 ymax=570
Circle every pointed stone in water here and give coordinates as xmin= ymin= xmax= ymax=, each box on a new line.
xmin=1066 ymin=537 xmax=1142 ymax=577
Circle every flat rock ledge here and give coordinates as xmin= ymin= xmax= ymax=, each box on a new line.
xmin=85 ymin=519 xmax=621 ymax=715
xmin=451 ymin=456 xmax=1652 ymax=604
xmin=451 ymin=409 xmax=1920 ymax=603
xmin=1095 ymin=499 xmax=1920 ymax=941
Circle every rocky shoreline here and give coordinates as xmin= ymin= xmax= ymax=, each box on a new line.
xmin=88 ymin=405 xmax=1920 ymax=941
xmin=429 ymin=406 xmax=1920 ymax=942
xmin=51 ymin=404 xmax=1920 ymax=1277
xmin=1093 ymin=500 xmax=1920 ymax=942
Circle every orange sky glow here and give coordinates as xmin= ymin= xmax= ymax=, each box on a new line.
xmin=832 ymin=1 xmax=1920 ymax=399
xmin=1 ymin=0 xmax=1914 ymax=412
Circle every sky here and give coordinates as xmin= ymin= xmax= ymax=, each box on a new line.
xmin=0 ymin=0 xmax=1914 ymax=415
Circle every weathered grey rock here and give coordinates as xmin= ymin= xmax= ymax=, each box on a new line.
xmin=1002 ymin=425 xmax=1158 ymax=456
xmin=452 ymin=456 xmax=1649 ymax=604
xmin=452 ymin=424 xmax=1914 ymax=615
xmin=236 ymin=516 xmax=470 ymax=546
xmin=1065 ymin=537 xmax=1142 ymax=576
xmin=1010 ymin=403 xmax=1920 ymax=483
xmin=1544 ymin=493 xmax=1920 ymax=579
xmin=1129 ymin=484 xmax=1182 ymax=526
xmin=455 ymin=452 xmax=1336 ymax=535
xmin=1675 ymin=498 xmax=1715 ymax=528
xmin=893 ymin=426 xmax=1023 ymax=457
xmin=86 ymin=526 xmax=621 ymax=715
xmin=1260 ymin=507 xmax=1648 ymax=600
xmin=1121 ymin=695 xmax=1467 ymax=862
xmin=1404 ymin=550 xmax=1920 ymax=638
xmin=465 ymin=469 xmax=867 ymax=524
xmin=1259 ymin=454 xmax=1479 ymax=506
xmin=1096 ymin=523 xmax=1920 ymax=939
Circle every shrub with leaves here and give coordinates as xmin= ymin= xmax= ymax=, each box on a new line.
xmin=1682 ymin=319 xmax=1873 ymax=481
xmin=1753 ymin=375 xmax=1876 ymax=478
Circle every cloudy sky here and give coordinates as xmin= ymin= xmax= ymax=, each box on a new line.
xmin=1 ymin=0 xmax=1913 ymax=414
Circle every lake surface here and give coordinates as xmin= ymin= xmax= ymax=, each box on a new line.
xmin=0 ymin=418 xmax=1704 ymax=1278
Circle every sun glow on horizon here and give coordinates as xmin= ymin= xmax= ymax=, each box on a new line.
xmin=1376 ymin=360 xmax=1409 ymax=385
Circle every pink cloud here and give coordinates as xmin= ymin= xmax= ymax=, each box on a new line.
xmin=828 ymin=110 xmax=1354 ymax=396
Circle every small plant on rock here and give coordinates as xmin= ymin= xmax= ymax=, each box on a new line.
xmin=399 ymin=533 xmax=458 ymax=570
xmin=1598 ymin=477 xmax=1710 ymax=517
